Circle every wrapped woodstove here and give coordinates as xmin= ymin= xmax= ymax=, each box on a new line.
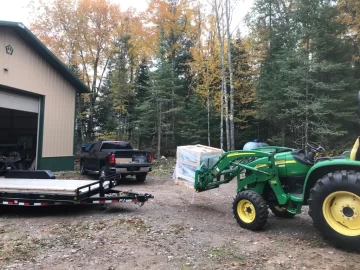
xmin=173 ymin=144 xmax=224 ymax=189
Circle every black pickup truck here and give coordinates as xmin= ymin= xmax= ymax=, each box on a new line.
xmin=79 ymin=141 xmax=152 ymax=182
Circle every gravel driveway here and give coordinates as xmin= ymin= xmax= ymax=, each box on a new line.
xmin=0 ymin=168 xmax=359 ymax=270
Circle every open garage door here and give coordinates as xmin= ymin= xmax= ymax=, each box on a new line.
xmin=0 ymin=89 xmax=39 ymax=173
xmin=0 ymin=89 xmax=39 ymax=113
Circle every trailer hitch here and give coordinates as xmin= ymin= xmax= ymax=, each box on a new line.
xmin=127 ymin=193 xmax=155 ymax=206
xmin=136 ymin=193 xmax=154 ymax=204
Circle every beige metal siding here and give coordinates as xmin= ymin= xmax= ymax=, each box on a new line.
xmin=0 ymin=29 xmax=76 ymax=157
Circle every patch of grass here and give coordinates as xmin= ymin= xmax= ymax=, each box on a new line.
xmin=305 ymin=238 xmax=327 ymax=248
xmin=171 ymin=224 xmax=187 ymax=235
xmin=49 ymin=222 xmax=89 ymax=241
xmin=55 ymin=170 xmax=88 ymax=179
xmin=210 ymin=247 xmax=227 ymax=257
xmin=79 ymin=224 xmax=90 ymax=231
xmin=209 ymin=247 xmax=245 ymax=264
xmin=181 ymin=265 xmax=192 ymax=270
xmin=1 ymin=234 xmax=39 ymax=261
xmin=150 ymin=158 xmax=176 ymax=176
xmin=274 ymin=239 xmax=286 ymax=249
xmin=113 ymin=217 xmax=148 ymax=232
xmin=227 ymin=250 xmax=244 ymax=261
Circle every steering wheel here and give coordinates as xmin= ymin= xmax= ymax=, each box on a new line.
xmin=307 ymin=142 xmax=325 ymax=153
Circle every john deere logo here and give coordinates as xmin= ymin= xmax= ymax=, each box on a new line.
xmin=5 ymin=45 xmax=13 ymax=55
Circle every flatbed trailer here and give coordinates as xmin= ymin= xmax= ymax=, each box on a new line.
xmin=0 ymin=176 xmax=153 ymax=207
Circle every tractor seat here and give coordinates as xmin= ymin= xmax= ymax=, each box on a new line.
xmin=350 ymin=137 xmax=360 ymax=161
xmin=291 ymin=150 xmax=314 ymax=166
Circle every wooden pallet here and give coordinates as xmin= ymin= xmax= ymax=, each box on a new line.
xmin=174 ymin=178 xmax=195 ymax=190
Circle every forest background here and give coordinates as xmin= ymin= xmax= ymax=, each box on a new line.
xmin=29 ymin=0 xmax=360 ymax=157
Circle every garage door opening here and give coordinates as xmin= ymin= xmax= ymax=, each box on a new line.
xmin=0 ymin=107 xmax=38 ymax=173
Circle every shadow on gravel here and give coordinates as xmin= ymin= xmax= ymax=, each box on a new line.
xmin=0 ymin=203 xmax=136 ymax=219
xmin=187 ymin=203 xmax=230 ymax=216
xmin=260 ymin=215 xmax=322 ymax=244
xmin=116 ymin=178 xmax=146 ymax=186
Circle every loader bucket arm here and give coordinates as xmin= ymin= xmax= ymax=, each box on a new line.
xmin=194 ymin=150 xmax=275 ymax=192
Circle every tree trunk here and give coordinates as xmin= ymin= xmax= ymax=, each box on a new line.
xmin=225 ymin=0 xmax=235 ymax=150
xmin=76 ymin=95 xmax=84 ymax=143
xmin=269 ymin=0 xmax=272 ymax=51
xmin=214 ymin=0 xmax=226 ymax=150
xmin=157 ymin=101 xmax=162 ymax=159
xmin=87 ymin=94 xmax=96 ymax=141
xmin=224 ymin=70 xmax=230 ymax=151
xmin=281 ymin=123 xmax=286 ymax=146
xmin=206 ymin=60 xmax=211 ymax=146
xmin=305 ymin=38 xmax=310 ymax=152
xmin=171 ymin=52 xmax=176 ymax=148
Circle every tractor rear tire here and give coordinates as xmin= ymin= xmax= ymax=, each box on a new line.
xmin=233 ymin=190 xmax=269 ymax=231
xmin=269 ymin=205 xmax=296 ymax=218
xmin=309 ymin=170 xmax=360 ymax=252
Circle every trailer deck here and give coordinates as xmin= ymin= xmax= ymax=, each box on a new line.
xmin=0 ymin=179 xmax=109 ymax=195
xmin=0 ymin=176 xmax=153 ymax=207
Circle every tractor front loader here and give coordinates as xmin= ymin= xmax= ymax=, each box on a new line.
xmin=194 ymin=140 xmax=360 ymax=251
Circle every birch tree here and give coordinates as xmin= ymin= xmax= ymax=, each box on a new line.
xmin=225 ymin=0 xmax=235 ymax=150
xmin=214 ymin=0 xmax=229 ymax=150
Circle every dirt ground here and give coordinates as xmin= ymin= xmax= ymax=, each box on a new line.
xmin=0 ymin=159 xmax=359 ymax=270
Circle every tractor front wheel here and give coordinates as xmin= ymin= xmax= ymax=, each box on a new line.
xmin=269 ymin=205 xmax=296 ymax=218
xmin=309 ymin=170 xmax=360 ymax=251
xmin=233 ymin=190 xmax=269 ymax=231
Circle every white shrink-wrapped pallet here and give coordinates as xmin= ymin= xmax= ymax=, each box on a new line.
xmin=173 ymin=144 xmax=224 ymax=189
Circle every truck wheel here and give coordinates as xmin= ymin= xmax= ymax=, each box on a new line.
xmin=99 ymin=167 xmax=107 ymax=180
xmin=309 ymin=170 xmax=360 ymax=251
xmin=80 ymin=161 xmax=87 ymax=175
xmin=233 ymin=190 xmax=269 ymax=231
xmin=136 ymin=173 xmax=147 ymax=182
xmin=269 ymin=205 xmax=296 ymax=218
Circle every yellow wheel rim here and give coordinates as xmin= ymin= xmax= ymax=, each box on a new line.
xmin=237 ymin=199 xmax=256 ymax=223
xmin=323 ymin=191 xmax=360 ymax=236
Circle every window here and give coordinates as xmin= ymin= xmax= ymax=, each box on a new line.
xmin=88 ymin=143 xmax=95 ymax=152
xmin=100 ymin=142 xmax=132 ymax=150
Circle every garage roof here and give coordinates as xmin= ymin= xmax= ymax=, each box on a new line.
xmin=0 ymin=21 xmax=90 ymax=93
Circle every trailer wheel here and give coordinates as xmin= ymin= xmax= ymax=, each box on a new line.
xmin=269 ymin=205 xmax=296 ymax=218
xmin=233 ymin=190 xmax=268 ymax=231
xmin=136 ymin=173 xmax=147 ymax=182
xmin=309 ymin=170 xmax=360 ymax=251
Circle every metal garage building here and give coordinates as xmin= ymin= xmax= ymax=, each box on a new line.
xmin=0 ymin=21 xmax=89 ymax=171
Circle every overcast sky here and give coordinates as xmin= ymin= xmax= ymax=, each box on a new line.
xmin=0 ymin=0 xmax=253 ymax=34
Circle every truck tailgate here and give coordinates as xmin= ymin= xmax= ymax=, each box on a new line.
xmin=114 ymin=150 xmax=149 ymax=164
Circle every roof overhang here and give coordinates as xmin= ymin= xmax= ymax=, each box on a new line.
xmin=0 ymin=21 xmax=90 ymax=94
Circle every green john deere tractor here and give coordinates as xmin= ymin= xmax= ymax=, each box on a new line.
xmin=194 ymin=91 xmax=360 ymax=251
xmin=195 ymin=139 xmax=360 ymax=251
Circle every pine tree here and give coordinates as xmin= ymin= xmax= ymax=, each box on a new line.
xmin=248 ymin=0 xmax=358 ymax=150
xmin=231 ymin=38 xmax=257 ymax=147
